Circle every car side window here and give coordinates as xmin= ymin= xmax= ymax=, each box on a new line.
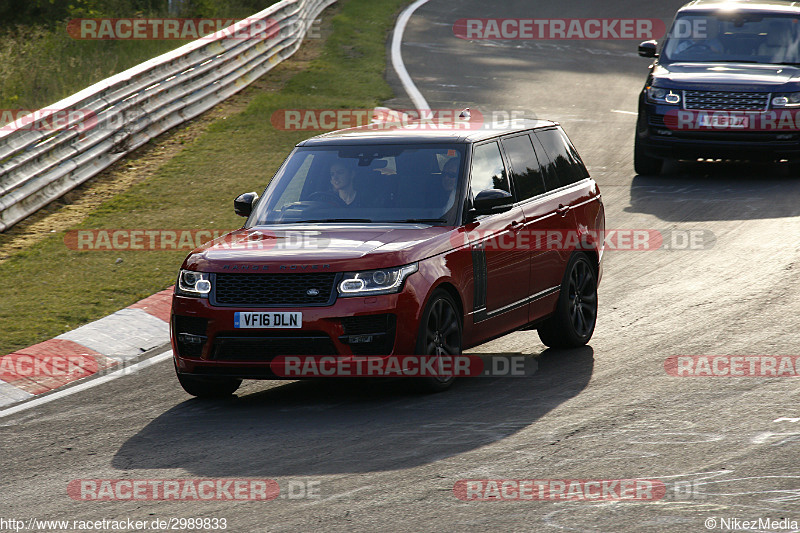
xmin=263 ymin=152 xmax=317 ymax=215
xmin=534 ymin=128 xmax=587 ymax=190
xmin=470 ymin=141 xmax=510 ymax=198
xmin=501 ymin=134 xmax=546 ymax=201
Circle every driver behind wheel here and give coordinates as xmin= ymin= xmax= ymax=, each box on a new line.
xmin=329 ymin=160 xmax=364 ymax=207
xmin=434 ymin=156 xmax=460 ymax=218
xmin=674 ymin=17 xmax=723 ymax=56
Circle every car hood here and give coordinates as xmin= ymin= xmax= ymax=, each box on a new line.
xmin=653 ymin=62 xmax=800 ymax=89
xmin=183 ymin=224 xmax=459 ymax=272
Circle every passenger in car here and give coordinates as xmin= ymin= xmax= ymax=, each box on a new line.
xmin=758 ymin=20 xmax=799 ymax=62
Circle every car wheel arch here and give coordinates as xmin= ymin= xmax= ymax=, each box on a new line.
xmin=579 ymin=249 xmax=600 ymax=277
xmin=423 ymin=281 xmax=465 ymax=328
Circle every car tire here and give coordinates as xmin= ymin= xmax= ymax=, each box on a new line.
xmin=537 ymin=253 xmax=598 ymax=349
xmin=634 ymin=138 xmax=663 ymax=176
xmin=176 ymin=367 xmax=242 ymax=398
xmin=414 ymin=289 xmax=462 ymax=393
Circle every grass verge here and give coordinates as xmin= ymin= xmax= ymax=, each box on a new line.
xmin=0 ymin=0 xmax=411 ymax=354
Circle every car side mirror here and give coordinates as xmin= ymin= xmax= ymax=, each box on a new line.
xmin=638 ymin=40 xmax=658 ymax=58
xmin=234 ymin=191 xmax=259 ymax=217
xmin=470 ymin=189 xmax=514 ymax=218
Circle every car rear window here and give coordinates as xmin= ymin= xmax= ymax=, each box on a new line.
xmin=534 ymin=128 xmax=589 ymax=190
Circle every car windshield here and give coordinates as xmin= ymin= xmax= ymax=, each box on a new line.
xmin=661 ymin=12 xmax=800 ymax=64
xmin=248 ymin=144 xmax=467 ymax=226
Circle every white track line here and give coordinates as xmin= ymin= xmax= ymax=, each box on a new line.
xmin=0 ymin=350 xmax=173 ymax=419
xmin=391 ymin=0 xmax=432 ymax=111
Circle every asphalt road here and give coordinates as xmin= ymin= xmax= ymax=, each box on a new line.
xmin=4 ymin=1 xmax=800 ymax=532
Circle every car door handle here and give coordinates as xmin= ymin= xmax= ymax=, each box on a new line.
xmin=507 ymin=220 xmax=522 ymax=232
xmin=556 ymin=204 xmax=570 ymax=217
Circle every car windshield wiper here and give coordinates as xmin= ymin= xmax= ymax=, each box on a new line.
xmin=389 ymin=218 xmax=448 ymax=224
xmin=672 ymin=59 xmax=759 ymax=64
xmin=299 ymin=218 xmax=374 ymax=223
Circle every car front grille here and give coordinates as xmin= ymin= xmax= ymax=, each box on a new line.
xmin=683 ymin=90 xmax=770 ymax=111
xmin=213 ymin=273 xmax=338 ymax=307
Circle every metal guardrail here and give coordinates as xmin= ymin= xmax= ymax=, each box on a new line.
xmin=0 ymin=0 xmax=335 ymax=232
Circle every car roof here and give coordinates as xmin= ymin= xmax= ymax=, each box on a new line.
xmin=679 ymin=0 xmax=800 ymax=15
xmin=297 ymin=118 xmax=559 ymax=146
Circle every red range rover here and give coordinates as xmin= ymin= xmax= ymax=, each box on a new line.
xmin=170 ymin=119 xmax=605 ymax=396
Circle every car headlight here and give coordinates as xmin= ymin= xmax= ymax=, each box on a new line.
xmin=646 ymin=86 xmax=681 ymax=105
xmin=176 ymin=270 xmax=212 ymax=298
xmin=337 ymin=263 xmax=418 ymax=297
xmin=772 ymin=92 xmax=800 ymax=108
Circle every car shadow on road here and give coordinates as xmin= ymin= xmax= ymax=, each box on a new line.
xmin=627 ymin=161 xmax=800 ymax=222
xmin=111 ymin=346 xmax=594 ymax=476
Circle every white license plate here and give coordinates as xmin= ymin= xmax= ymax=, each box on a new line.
xmin=234 ymin=312 xmax=302 ymax=329
xmin=698 ymin=115 xmax=749 ymax=128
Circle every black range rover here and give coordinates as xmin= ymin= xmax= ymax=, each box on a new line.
xmin=635 ymin=0 xmax=800 ymax=174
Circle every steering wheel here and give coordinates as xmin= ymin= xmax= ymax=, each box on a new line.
xmin=680 ymin=42 xmax=712 ymax=54
xmin=308 ymin=191 xmax=346 ymax=206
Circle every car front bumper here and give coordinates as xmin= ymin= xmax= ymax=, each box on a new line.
xmin=170 ymin=282 xmax=427 ymax=380
xmin=638 ymin=102 xmax=800 ymax=161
